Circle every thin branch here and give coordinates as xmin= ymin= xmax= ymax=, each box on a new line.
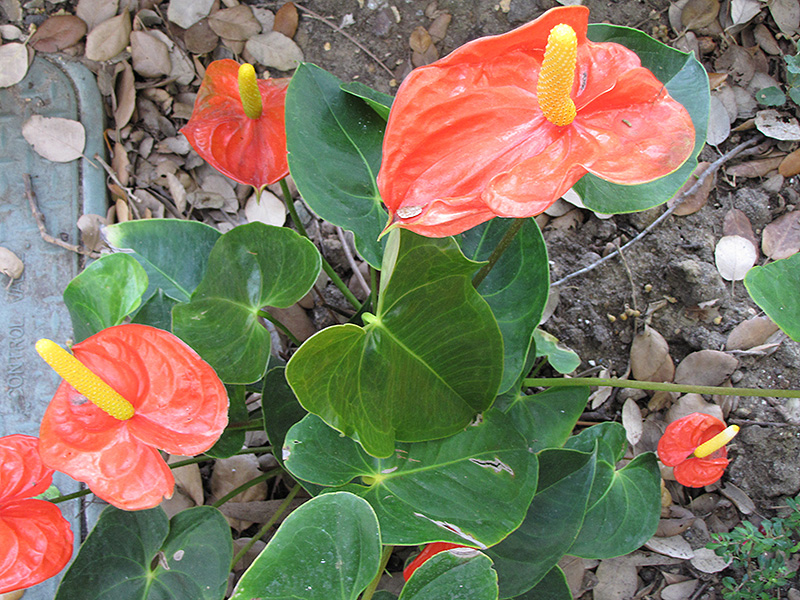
xmin=336 ymin=226 xmax=370 ymax=297
xmin=551 ymin=137 xmax=761 ymax=287
xmin=295 ymin=4 xmax=396 ymax=79
xmin=24 ymin=174 xmax=100 ymax=258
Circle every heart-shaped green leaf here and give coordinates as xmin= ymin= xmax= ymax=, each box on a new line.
xmin=205 ymin=385 xmax=247 ymax=458
xmin=104 ymin=219 xmax=221 ymax=304
xmin=509 ymin=566 xmax=571 ymax=600
xmin=400 ymin=549 xmax=499 ymax=600
xmin=565 ymin=423 xmax=661 ymax=559
xmin=533 ymin=330 xmax=581 ymax=374
xmin=744 ymin=253 xmax=800 ymax=342
xmin=575 ymin=24 xmax=709 ymax=214
xmin=55 ymin=506 xmax=231 ymax=600
xmin=63 ymin=253 xmax=147 ymax=342
xmin=286 ymin=230 xmax=504 ymax=457
xmin=341 ymin=81 xmax=394 ymax=120
xmin=487 ymin=448 xmax=596 ymax=598
xmin=286 ymin=63 xmax=388 ymax=268
xmin=284 ymin=410 xmax=537 ymax=547
xmin=504 ymin=387 xmax=589 ymax=453
xmin=262 ymin=366 xmax=308 ymax=467
xmin=173 ymin=223 xmax=321 ymax=384
xmin=230 ymin=492 xmax=381 ymax=600
xmin=131 ymin=289 xmax=177 ymax=331
xmin=459 ymin=218 xmax=549 ymax=394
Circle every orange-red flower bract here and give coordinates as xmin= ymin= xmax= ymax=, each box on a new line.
xmin=38 ymin=325 xmax=228 ymax=511
xmin=377 ymin=5 xmax=696 ymax=237
xmin=403 ymin=542 xmax=469 ymax=580
xmin=181 ymin=59 xmax=290 ymax=190
xmin=657 ymin=413 xmax=730 ymax=488
xmin=0 ymin=435 xmax=73 ymax=594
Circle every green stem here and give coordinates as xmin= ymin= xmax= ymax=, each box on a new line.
xmin=360 ymin=545 xmax=394 ymax=600
xmin=212 ymin=468 xmax=281 ymax=508
xmin=50 ymin=489 xmax=90 ymax=504
xmin=279 ymin=178 xmax=363 ymax=311
xmin=472 ymin=218 xmax=526 ymax=288
xmin=226 ymin=418 xmax=265 ymax=431
xmin=524 ymin=377 xmax=800 ymax=398
xmin=230 ymin=483 xmax=302 ymax=571
xmin=258 ymin=309 xmax=301 ymax=346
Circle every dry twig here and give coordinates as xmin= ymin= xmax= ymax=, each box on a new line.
xmin=335 ymin=226 xmax=371 ymax=297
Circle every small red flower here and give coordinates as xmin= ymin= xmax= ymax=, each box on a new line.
xmin=181 ymin=59 xmax=290 ymax=191
xmin=657 ymin=413 xmax=738 ymax=488
xmin=403 ymin=542 xmax=469 ymax=580
xmin=37 ymin=324 xmax=228 ymax=510
xmin=0 ymin=435 xmax=73 ymax=594
xmin=378 ymin=5 xmax=695 ymax=237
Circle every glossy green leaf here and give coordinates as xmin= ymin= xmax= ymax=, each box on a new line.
xmin=205 ymin=385 xmax=247 ymax=458
xmin=286 ymin=230 xmax=504 ymax=457
xmin=459 ymin=218 xmax=549 ymax=394
xmin=341 ymin=81 xmax=394 ymax=120
xmin=286 ymin=63 xmax=388 ymax=268
xmin=131 ymin=289 xmax=176 ymax=331
xmin=744 ymin=253 xmax=800 ymax=342
xmin=104 ymin=219 xmax=221 ymax=304
xmin=568 ymin=453 xmax=661 ymax=559
xmin=756 ymin=86 xmax=786 ymax=106
xmin=230 ymin=492 xmax=381 ymax=600
xmin=284 ymin=410 xmax=537 ymax=547
xmin=173 ymin=223 xmax=321 ymax=383
xmin=504 ymin=387 xmax=589 ymax=453
xmin=400 ymin=549 xmax=498 ymax=600
xmin=55 ymin=506 xmax=231 ymax=600
xmin=575 ymin=24 xmax=709 ymax=214
xmin=262 ymin=366 xmax=307 ymax=466
xmin=510 ymin=566 xmax=571 ymax=600
xmin=487 ymin=448 xmax=596 ymax=598
xmin=565 ymin=421 xmax=627 ymax=465
xmin=63 ymin=253 xmax=147 ymax=342
xmin=534 ymin=329 xmax=580 ymax=374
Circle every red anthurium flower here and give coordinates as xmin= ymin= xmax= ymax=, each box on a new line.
xmin=36 ymin=324 xmax=228 ymax=511
xmin=0 ymin=435 xmax=73 ymax=594
xmin=657 ymin=412 xmax=739 ymax=488
xmin=181 ymin=59 xmax=290 ymax=191
xmin=403 ymin=542 xmax=470 ymax=580
xmin=377 ymin=5 xmax=696 ymax=237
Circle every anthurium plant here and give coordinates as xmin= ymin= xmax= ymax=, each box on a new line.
xmin=5 ymin=6 xmax=799 ymax=600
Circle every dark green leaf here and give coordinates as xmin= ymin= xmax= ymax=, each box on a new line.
xmin=505 ymin=387 xmax=589 ymax=453
xmin=230 ymin=492 xmax=381 ymax=600
xmin=756 ymin=86 xmax=787 ymax=106
xmin=104 ymin=219 xmax=221 ymax=304
xmin=400 ymin=549 xmax=499 ymax=600
xmin=284 ymin=410 xmax=537 ymax=547
xmin=63 ymin=253 xmax=147 ymax=342
xmin=56 ymin=506 xmax=231 ymax=600
xmin=789 ymin=86 xmax=800 ymax=106
xmin=131 ymin=289 xmax=176 ymax=331
xmin=510 ymin=566 xmax=571 ymax=600
xmin=286 ymin=230 xmax=504 ymax=457
xmin=262 ymin=366 xmax=307 ymax=466
xmin=533 ymin=330 xmax=580 ymax=374
xmin=341 ymin=81 xmax=394 ymax=120
xmin=487 ymin=448 xmax=596 ymax=598
xmin=565 ymin=421 xmax=627 ymax=465
xmin=205 ymin=385 xmax=247 ymax=458
xmin=568 ymin=452 xmax=661 ymax=559
xmin=173 ymin=223 xmax=321 ymax=383
xmin=744 ymin=253 xmax=800 ymax=341
xmin=286 ymin=63 xmax=388 ymax=268
xmin=459 ymin=218 xmax=549 ymax=394
xmin=576 ymin=24 xmax=709 ymax=214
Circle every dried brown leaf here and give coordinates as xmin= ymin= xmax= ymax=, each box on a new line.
xmin=662 ymin=579 xmax=698 ymax=600
xmin=409 ymin=26 xmax=433 ymax=53
xmin=113 ymin=61 xmax=135 ymax=128
xmin=690 ymin=548 xmax=731 ymax=572
xmin=769 ymin=0 xmax=800 ymax=35
xmin=726 ymin=156 xmax=784 ymax=177
xmin=723 ymin=208 xmax=758 ymax=248
xmin=707 ymin=95 xmax=731 ymax=145
xmin=715 ymin=235 xmax=757 ymax=281
xmin=167 ymin=0 xmax=215 ymax=30
xmin=77 ymin=213 xmax=108 ymax=252
xmin=656 ymin=516 xmax=696 ymax=537
xmin=30 ymin=15 xmax=87 ymax=52
xmin=644 ymin=535 xmax=695 ymax=559
xmin=210 ymin=455 xmax=268 ymax=531
xmin=0 ymin=247 xmax=24 ymax=283
xmin=130 ymin=30 xmax=171 ymax=78
xmin=273 ymin=2 xmax=298 ymax=38
xmin=674 ymin=350 xmax=739 ymax=386
xmin=780 ymin=148 xmax=800 ymax=176
xmin=220 ymin=498 xmax=306 ymax=524
xmin=267 ymin=304 xmax=316 ymax=342
xmin=245 ymin=31 xmax=303 ymax=71
xmin=682 ymin=0 xmax=721 ymax=29
xmin=429 ymin=12 xmax=452 ymax=43
xmin=714 ymin=45 xmax=755 ymax=85
xmin=622 ymin=398 xmax=643 ymax=446
xmin=85 ymin=10 xmax=131 ymax=62
xmin=594 ymin=558 xmax=638 ymax=600
xmin=115 ymin=197 xmax=130 ymax=223
xmin=754 ymin=23 xmax=782 ymax=55
xmin=707 ymin=72 xmax=729 ymax=89
xmin=245 ymin=190 xmax=286 ymax=226
xmin=209 ymin=5 xmax=261 ymax=41
xmin=719 ymin=482 xmax=756 ymax=514
xmin=76 ymin=0 xmax=119 ymax=31
xmin=670 ymin=161 xmax=715 ymax=215
xmin=762 ymin=210 xmax=800 ymax=259
xmin=755 ymin=109 xmax=800 ymax=141
xmin=631 ymin=325 xmax=675 ymax=383
xmin=726 ymin=315 xmax=780 ymax=350
xmin=729 ymin=0 xmax=763 ymax=27
xmin=22 ymin=115 xmax=85 ymax=162
xmin=667 ymin=393 xmax=725 ymax=423
xmin=112 ymin=141 xmax=130 ymax=187
xmin=168 ymin=454 xmax=204 ymax=506
xmin=0 ymin=42 xmax=29 ymax=88
xmin=185 ymin=19 xmax=219 ymax=54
